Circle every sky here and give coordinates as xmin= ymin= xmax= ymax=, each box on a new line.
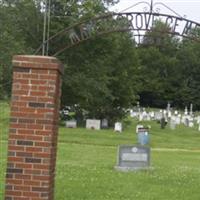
xmin=109 ymin=0 xmax=200 ymax=23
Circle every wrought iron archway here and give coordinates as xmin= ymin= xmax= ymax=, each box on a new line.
xmin=35 ymin=0 xmax=200 ymax=56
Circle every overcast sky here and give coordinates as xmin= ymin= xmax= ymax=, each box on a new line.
xmin=109 ymin=0 xmax=200 ymax=23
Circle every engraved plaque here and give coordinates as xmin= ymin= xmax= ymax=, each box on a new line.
xmin=115 ymin=145 xmax=150 ymax=171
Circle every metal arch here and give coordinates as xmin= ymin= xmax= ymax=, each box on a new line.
xmin=34 ymin=13 xmax=115 ymax=55
xmin=120 ymin=1 xmax=151 ymax=12
xmin=153 ymin=2 xmax=183 ymax=18
xmin=35 ymin=11 xmax=200 ymax=56
xmin=120 ymin=0 xmax=184 ymax=17
xmin=54 ymin=29 xmax=200 ymax=56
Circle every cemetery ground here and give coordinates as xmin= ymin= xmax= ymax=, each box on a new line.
xmin=1 ymin=103 xmax=200 ymax=199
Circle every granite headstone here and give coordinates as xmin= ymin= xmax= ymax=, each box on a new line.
xmin=115 ymin=145 xmax=150 ymax=171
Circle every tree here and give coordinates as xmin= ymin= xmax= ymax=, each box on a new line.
xmin=61 ymin=31 xmax=140 ymax=124
xmin=175 ymin=31 xmax=200 ymax=109
xmin=1 ymin=0 xmax=139 ymax=124
xmin=0 ymin=0 xmax=43 ymax=99
xmin=39 ymin=0 xmax=140 ymax=123
xmin=137 ymin=20 xmax=180 ymax=107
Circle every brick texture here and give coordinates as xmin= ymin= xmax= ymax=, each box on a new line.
xmin=5 ymin=55 xmax=63 ymax=200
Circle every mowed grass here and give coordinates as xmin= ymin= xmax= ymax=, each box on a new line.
xmin=55 ymin=126 xmax=200 ymax=200
xmin=56 ymin=143 xmax=200 ymax=200
xmin=1 ymin=101 xmax=200 ymax=199
xmin=0 ymin=102 xmax=10 ymax=199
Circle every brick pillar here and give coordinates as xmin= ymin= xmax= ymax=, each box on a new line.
xmin=5 ymin=55 xmax=63 ymax=200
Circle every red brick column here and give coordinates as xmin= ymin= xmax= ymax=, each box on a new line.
xmin=5 ymin=55 xmax=63 ymax=200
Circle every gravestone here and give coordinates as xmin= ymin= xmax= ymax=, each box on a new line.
xmin=175 ymin=115 xmax=181 ymax=125
xmin=174 ymin=110 xmax=178 ymax=115
xmin=136 ymin=124 xmax=144 ymax=133
xmin=101 ymin=118 xmax=108 ymax=129
xmin=190 ymin=103 xmax=193 ymax=116
xmin=141 ymin=110 xmax=148 ymax=120
xmin=188 ymin=118 xmax=194 ymax=127
xmin=130 ymin=110 xmax=138 ymax=118
xmin=137 ymin=127 xmax=149 ymax=145
xmin=170 ymin=117 xmax=176 ymax=129
xmin=115 ymin=145 xmax=150 ymax=171
xmin=150 ymin=111 xmax=155 ymax=119
xmin=66 ymin=120 xmax=77 ymax=128
xmin=168 ymin=110 xmax=172 ymax=118
xmin=167 ymin=102 xmax=171 ymax=112
xmin=114 ymin=122 xmax=122 ymax=132
xmin=184 ymin=106 xmax=188 ymax=115
xmin=182 ymin=115 xmax=188 ymax=126
xmin=160 ymin=117 xmax=166 ymax=129
xmin=185 ymin=117 xmax=189 ymax=127
xmin=139 ymin=113 xmax=143 ymax=121
xmin=86 ymin=119 xmax=101 ymax=130
xmin=196 ymin=116 xmax=200 ymax=124
xmin=155 ymin=112 xmax=162 ymax=121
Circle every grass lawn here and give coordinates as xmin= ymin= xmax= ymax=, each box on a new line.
xmin=56 ymin=143 xmax=200 ymax=200
xmin=1 ymin=102 xmax=200 ymax=199
xmin=55 ymin=126 xmax=200 ymax=200
xmin=0 ymin=102 xmax=10 ymax=199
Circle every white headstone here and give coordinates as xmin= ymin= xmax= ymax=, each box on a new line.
xmin=184 ymin=106 xmax=188 ymax=115
xmin=142 ymin=110 xmax=148 ymax=120
xmin=150 ymin=111 xmax=155 ymax=119
xmin=130 ymin=111 xmax=138 ymax=118
xmin=65 ymin=120 xmax=77 ymax=128
xmin=189 ymin=103 xmax=193 ymax=116
xmin=167 ymin=102 xmax=171 ymax=112
xmin=196 ymin=116 xmax=200 ymax=124
xmin=86 ymin=119 xmax=101 ymax=130
xmin=188 ymin=118 xmax=194 ymax=127
xmin=168 ymin=111 xmax=172 ymax=118
xmin=136 ymin=124 xmax=144 ymax=133
xmin=139 ymin=113 xmax=143 ymax=121
xmin=170 ymin=117 xmax=176 ymax=130
xmin=175 ymin=116 xmax=181 ymax=125
xmin=146 ymin=113 xmax=151 ymax=121
xmin=155 ymin=112 xmax=162 ymax=121
xmin=114 ymin=122 xmax=122 ymax=133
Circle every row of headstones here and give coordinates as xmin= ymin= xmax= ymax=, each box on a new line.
xmin=66 ymin=119 xmax=123 ymax=132
xmin=130 ymin=109 xmax=194 ymax=121
xmin=130 ymin=109 xmax=200 ymax=130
